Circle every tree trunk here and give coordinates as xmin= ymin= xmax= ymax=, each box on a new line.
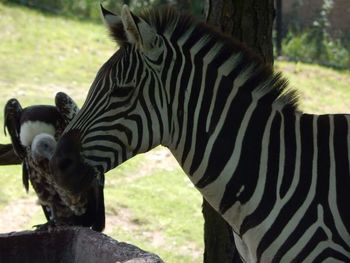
xmin=205 ymin=0 xmax=274 ymax=64
xmin=275 ymin=0 xmax=283 ymax=57
xmin=202 ymin=200 xmax=241 ymax=263
xmin=202 ymin=0 xmax=275 ymax=262
xmin=176 ymin=0 xmax=191 ymax=10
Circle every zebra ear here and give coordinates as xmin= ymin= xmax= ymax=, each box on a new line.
xmin=120 ymin=5 xmax=158 ymax=52
xmin=100 ymin=4 xmax=127 ymax=44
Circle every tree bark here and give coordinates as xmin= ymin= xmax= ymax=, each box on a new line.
xmin=176 ymin=0 xmax=191 ymax=10
xmin=275 ymin=0 xmax=283 ymax=56
xmin=202 ymin=200 xmax=241 ymax=263
xmin=205 ymin=0 xmax=274 ymax=64
xmin=202 ymin=0 xmax=274 ymax=262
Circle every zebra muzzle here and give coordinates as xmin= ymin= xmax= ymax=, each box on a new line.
xmin=50 ymin=129 xmax=95 ymax=195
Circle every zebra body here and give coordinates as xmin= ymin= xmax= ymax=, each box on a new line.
xmin=50 ymin=5 xmax=350 ymax=262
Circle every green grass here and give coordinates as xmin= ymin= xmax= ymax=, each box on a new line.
xmin=0 ymin=3 xmax=350 ymax=263
xmin=107 ymin=167 xmax=203 ymax=262
xmin=104 ymin=150 xmax=204 ymax=262
xmin=275 ymin=61 xmax=350 ymax=114
xmin=0 ymin=165 xmax=27 ymax=208
xmin=0 ymin=2 xmax=114 ymax=108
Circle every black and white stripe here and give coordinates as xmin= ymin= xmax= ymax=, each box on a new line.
xmin=54 ymin=5 xmax=350 ymax=262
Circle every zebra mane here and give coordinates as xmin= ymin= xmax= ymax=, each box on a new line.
xmin=117 ymin=7 xmax=300 ymax=112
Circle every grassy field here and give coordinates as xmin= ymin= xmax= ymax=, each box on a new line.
xmin=275 ymin=61 xmax=350 ymax=114
xmin=0 ymin=2 xmax=349 ymax=263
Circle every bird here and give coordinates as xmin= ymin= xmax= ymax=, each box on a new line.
xmin=3 ymin=92 xmax=105 ymax=231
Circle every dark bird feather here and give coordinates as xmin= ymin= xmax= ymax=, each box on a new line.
xmin=4 ymin=99 xmax=25 ymax=159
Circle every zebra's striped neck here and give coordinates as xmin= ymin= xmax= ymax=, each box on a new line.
xmin=155 ymin=20 xmax=300 ymax=232
xmin=167 ymin=97 xmax=298 ymax=233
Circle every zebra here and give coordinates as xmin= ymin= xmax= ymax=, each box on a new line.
xmin=50 ymin=4 xmax=350 ymax=262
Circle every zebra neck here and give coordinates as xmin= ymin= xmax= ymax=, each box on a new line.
xmin=162 ymin=39 xmax=299 ymax=230
xmin=168 ymin=101 xmax=293 ymax=225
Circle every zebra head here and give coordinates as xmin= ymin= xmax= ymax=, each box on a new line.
xmin=50 ymin=5 xmax=171 ymax=192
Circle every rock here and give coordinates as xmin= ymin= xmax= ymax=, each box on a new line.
xmin=0 ymin=226 xmax=163 ymax=263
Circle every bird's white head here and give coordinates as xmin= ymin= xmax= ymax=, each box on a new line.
xmin=31 ymin=133 xmax=57 ymax=162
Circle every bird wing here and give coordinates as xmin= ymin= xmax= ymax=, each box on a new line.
xmin=0 ymin=143 xmax=22 ymax=165
xmin=4 ymin=98 xmax=26 ymax=159
xmin=55 ymin=92 xmax=79 ymax=125
xmin=22 ymin=159 xmax=30 ymax=193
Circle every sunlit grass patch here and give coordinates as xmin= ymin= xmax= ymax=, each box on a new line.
xmin=0 ymin=2 xmax=114 ymax=109
xmin=106 ymin=167 xmax=203 ymax=263
xmin=0 ymin=165 xmax=28 ymax=209
xmin=275 ymin=61 xmax=350 ymax=114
